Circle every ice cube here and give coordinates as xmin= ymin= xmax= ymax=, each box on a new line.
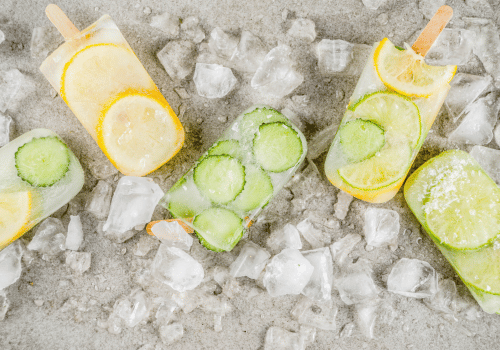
xmin=208 ymin=27 xmax=239 ymax=61
xmin=291 ymin=295 xmax=338 ymax=331
xmin=418 ymin=0 xmax=446 ymax=19
xmin=334 ymin=190 xmax=353 ymax=220
xmin=27 ymin=217 xmax=66 ymax=260
xmin=134 ymin=234 xmax=160 ymax=256
xmin=171 ymin=289 xmax=206 ymax=313
xmin=231 ymin=31 xmax=268 ymax=73
xmin=448 ymin=92 xmax=500 ymax=145
xmin=65 ymin=215 xmax=83 ymax=251
xmin=469 ymin=146 xmax=500 ymax=185
xmin=306 ymin=123 xmax=337 ymax=160
xmin=355 ymin=299 xmax=395 ymax=339
xmin=0 ymin=113 xmax=13 ymax=147
xmin=181 ymin=16 xmax=205 ymax=43
xmin=155 ymin=299 xmax=178 ymax=325
xmin=335 ymin=259 xmax=379 ymax=305
xmin=287 ymin=18 xmax=316 ymax=42
xmin=426 ymin=28 xmax=474 ymax=66
xmin=296 ymin=218 xmax=333 ymax=249
xmin=423 ymin=278 xmax=458 ymax=317
xmin=85 ymin=180 xmax=113 ymax=220
xmin=464 ymin=17 xmax=500 ymax=88
xmin=150 ymin=12 xmax=180 ymax=38
xmin=387 ymin=258 xmax=438 ymax=298
xmin=362 ymin=0 xmax=388 ymax=10
xmin=65 ymin=251 xmax=91 ymax=274
xmin=229 ymin=242 xmax=270 ymax=279
xmin=0 ymin=69 xmax=25 ymax=113
xmin=330 ymin=233 xmax=362 ymax=266
xmin=157 ymin=40 xmax=196 ymax=81
xmin=151 ymin=244 xmax=204 ymax=292
xmin=159 ymin=322 xmax=184 ymax=344
xmin=103 ymin=177 xmax=164 ymax=240
xmin=444 ymin=73 xmax=492 ymax=122
xmin=316 ymin=39 xmax=372 ymax=76
xmin=0 ymin=241 xmax=23 ymax=291
xmin=363 ymin=207 xmax=399 ymax=250
xmin=193 ymin=63 xmax=237 ymax=98
xmin=113 ymin=288 xmax=150 ymax=328
xmin=267 ymin=223 xmax=303 ymax=251
xmin=30 ymin=26 xmax=63 ymax=59
xmin=263 ymin=249 xmax=314 ymax=297
xmin=251 ymin=45 xmax=303 ymax=98
xmin=301 ymin=247 xmax=333 ymax=302
xmin=88 ymin=157 xmax=119 ymax=180
xmin=0 ymin=290 xmax=8 ymax=320
xmin=264 ymin=327 xmax=302 ymax=350
xmin=150 ymin=221 xmax=193 ymax=250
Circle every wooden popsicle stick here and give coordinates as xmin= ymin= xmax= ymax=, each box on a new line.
xmin=45 ymin=4 xmax=80 ymax=40
xmin=146 ymin=219 xmax=194 ymax=238
xmin=412 ymin=5 xmax=453 ymax=57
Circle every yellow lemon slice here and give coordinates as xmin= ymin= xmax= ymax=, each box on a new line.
xmin=0 ymin=191 xmax=32 ymax=250
xmin=374 ymin=38 xmax=456 ymax=97
xmin=97 ymin=92 xmax=184 ymax=176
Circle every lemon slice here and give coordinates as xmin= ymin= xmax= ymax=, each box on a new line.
xmin=61 ymin=43 xmax=156 ymax=136
xmin=0 ymin=191 xmax=32 ymax=249
xmin=374 ymin=38 xmax=456 ymax=97
xmin=97 ymin=93 xmax=184 ymax=176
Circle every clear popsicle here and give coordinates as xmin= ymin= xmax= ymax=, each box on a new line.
xmin=324 ymin=6 xmax=456 ymax=203
xmin=161 ymin=106 xmax=307 ymax=252
xmin=0 ymin=129 xmax=84 ymax=250
xmin=40 ymin=5 xmax=184 ymax=177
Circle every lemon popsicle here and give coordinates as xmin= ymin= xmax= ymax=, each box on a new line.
xmin=0 ymin=129 xmax=84 ymax=250
xmin=324 ymin=7 xmax=456 ymax=203
xmin=162 ymin=106 xmax=307 ymax=252
xmin=40 ymin=6 xmax=184 ymax=177
xmin=404 ymin=150 xmax=500 ymax=314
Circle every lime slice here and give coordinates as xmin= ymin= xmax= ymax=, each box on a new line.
xmin=374 ymin=38 xmax=456 ymax=97
xmin=339 ymin=119 xmax=385 ymax=162
xmin=0 ymin=191 xmax=32 ymax=250
xmin=424 ymin=166 xmax=500 ymax=250
xmin=339 ymin=144 xmax=411 ymax=190
xmin=348 ymin=91 xmax=421 ymax=149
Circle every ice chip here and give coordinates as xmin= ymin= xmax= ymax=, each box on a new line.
xmin=355 ymin=299 xmax=395 ymax=339
xmin=264 ymin=327 xmax=306 ymax=350
xmin=0 ymin=290 xmax=8 ymax=320
xmin=334 ymin=190 xmax=353 ymax=220
xmin=287 ymin=18 xmax=316 ymax=42
xmin=150 ymin=12 xmax=180 ymax=38
xmin=387 ymin=258 xmax=438 ymax=298
xmin=263 ymin=249 xmax=313 ymax=297
xmin=231 ymin=31 xmax=268 ymax=73
xmin=307 ymin=123 xmax=337 ymax=160
xmin=65 ymin=251 xmax=91 ymax=274
xmin=301 ymin=247 xmax=334 ymax=302
xmin=251 ymin=45 xmax=303 ymax=98
xmin=469 ymin=146 xmax=500 ymax=185
xmin=316 ymin=39 xmax=372 ymax=76
xmin=150 ymin=221 xmax=193 ymax=250
xmin=229 ymin=241 xmax=270 ymax=279
xmin=193 ymin=63 xmax=237 ymax=98
xmin=0 ymin=113 xmax=13 ymax=147
xmin=426 ymin=28 xmax=474 ymax=66
xmin=335 ymin=259 xmax=379 ymax=305
xmin=418 ymin=0 xmax=446 ymax=19
xmin=362 ymin=0 xmax=388 ymax=10
xmin=155 ymin=299 xmax=178 ymax=325
xmin=423 ymin=278 xmax=458 ymax=317
xmin=85 ymin=180 xmax=113 ymax=220
xmin=30 ymin=26 xmax=63 ymax=59
xmin=157 ymin=40 xmax=196 ymax=81
xmin=330 ymin=233 xmax=362 ymax=266
xmin=159 ymin=322 xmax=184 ymax=345
xmin=291 ymin=295 xmax=338 ymax=331
xmin=181 ymin=16 xmax=205 ymax=43
xmin=134 ymin=234 xmax=159 ymax=256
xmin=0 ymin=69 xmax=25 ymax=113
xmin=65 ymin=215 xmax=83 ymax=251
xmin=208 ymin=27 xmax=239 ymax=61
xmin=103 ymin=177 xmax=164 ymax=238
xmin=88 ymin=157 xmax=119 ymax=180
xmin=296 ymin=218 xmax=333 ymax=249
xmin=267 ymin=223 xmax=303 ymax=251
xmin=27 ymin=217 xmax=66 ymax=259
xmin=363 ymin=207 xmax=399 ymax=249
xmin=151 ymin=244 xmax=204 ymax=292
xmin=112 ymin=289 xmax=150 ymax=328
xmin=0 ymin=241 xmax=23 ymax=291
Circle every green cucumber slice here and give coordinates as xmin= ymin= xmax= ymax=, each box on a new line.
xmin=253 ymin=122 xmax=303 ymax=172
xmin=193 ymin=155 xmax=245 ymax=204
xmin=232 ymin=165 xmax=273 ymax=212
xmin=240 ymin=107 xmax=289 ymax=136
xmin=207 ymin=139 xmax=241 ymax=159
xmin=167 ymin=177 xmax=212 ymax=218
xmin=339 ymin=119 xmax=385 ymax=162
xmin=193 ymin=207 xmax=244 ymax=252
xmin=15 ymin=136 xmax=70 ymax=187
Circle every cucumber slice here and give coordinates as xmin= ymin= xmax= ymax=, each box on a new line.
xmin=339 ymin=119 xmax=385 ymax=162
xmin=193 ymin=207 xmax=244 ymax=252
xmin=193 ymin=155 xmax=245 ymax=204
xmin=207 ymin=139 xmax=241 ymax=159
xmin=232 ymin=165 xmax=273 ymax=212
xmin=240 ymin=107 xmax=289 ymax=136
xmin=253 ymin=122 xmax=303 ymax=172
xmin=15 ymin=136 xmax=70 ymax=187
xmin=167 ymin=177 xmax=212 ymax=218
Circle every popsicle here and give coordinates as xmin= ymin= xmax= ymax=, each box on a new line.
xmin=161 ymin=106 xmax=307 ymax=252
xmin=324 ymin=6 xmax=457 ymax=203
xmin=40 ymin=5 xmax=184 ymax=177
xmin=0 ymin=129 xmax=84 ymax=250
xmin=404 ymin=150 xmax=500 ymax=314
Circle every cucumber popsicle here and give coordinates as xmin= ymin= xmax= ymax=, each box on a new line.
xmin=161 ymin=106 xmax=307 ymax=252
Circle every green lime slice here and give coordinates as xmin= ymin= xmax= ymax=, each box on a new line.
xmin=424 ymin=166 xmax=500 ymax=250
xmin=338 ymin=144 xmax=411 ymax=190
xmin=348 ymin=91 xmax=421 ymax=149
xmin=339 ymin=119 xmax=385 ymax=162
